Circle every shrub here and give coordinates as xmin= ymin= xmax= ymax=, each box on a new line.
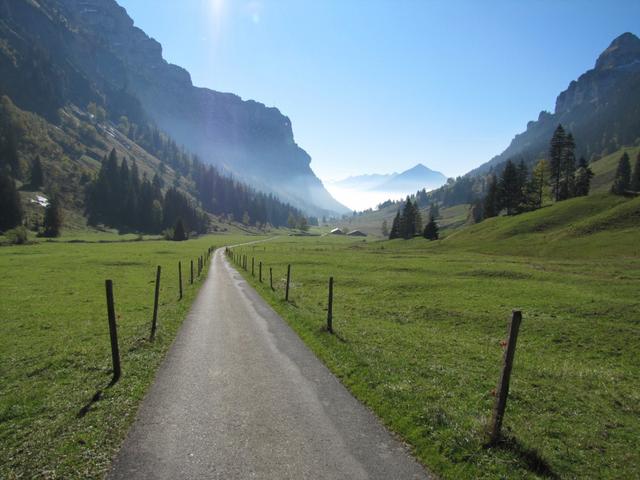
xmin=5 ymin=226 xmax=29 ymax=245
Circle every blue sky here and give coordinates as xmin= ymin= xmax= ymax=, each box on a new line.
xmin=119 ymin=0 xmax=639 ymax=182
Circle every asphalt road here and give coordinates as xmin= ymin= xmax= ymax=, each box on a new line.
xmin=107 ymin=247 xmax=431 ymax=479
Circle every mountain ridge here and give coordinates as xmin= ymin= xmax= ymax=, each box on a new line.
xmin=332 ymin=163 xmax=447 ymax=193
xmin=0 ymin=0 xmax=348 ymax=216
xmin=468 ymin=32 xmax=640 ymax=177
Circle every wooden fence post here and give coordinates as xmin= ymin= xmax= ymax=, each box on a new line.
xmin=488 ymin=310 xmax=523 ymax=445
xmin=178 ymin=261 xmax=183 ymax=300
xmin=327 ymin=276 xmax=334 ymax=333
xmin=150 ymin=265 xmax=161 ymax=341
xmin=190 ymin=260 xmax=194 ymax=284
xmin=285 ymin=264 xmax=291 ymax=301
xmin=270 ymin=267 xmax=273 ymax=290
xmin=252 ymin=257 xmax=255 ymax=276
xmin=105 ymin=280 xmax=121 ymax=383
xmin=259 ymin=261 xmax=262 ymax=283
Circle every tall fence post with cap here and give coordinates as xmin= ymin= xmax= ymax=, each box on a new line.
xmin=285 ymin=264 xmax=291 ymax=301
xmin=488 ymin=310 xmax=523 ymax=445
xmin=105 ymin=280 xmax=121 ymax=383
xmin=150 ymin=265 xmax=161 ymax=341
xmin=327 ymin=276 xmax=334 ymax=334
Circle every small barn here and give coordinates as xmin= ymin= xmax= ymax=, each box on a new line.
xmin=330 ymin=228 xmax=345 ymax=235
xmin=347 ymin=230 xmax=367 ymax=237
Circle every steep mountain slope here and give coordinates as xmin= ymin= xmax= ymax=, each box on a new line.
xmin=469 ymin=32 xmax=640 ymax=175
xmin=0 ymin=0 xmax=347 ymax=216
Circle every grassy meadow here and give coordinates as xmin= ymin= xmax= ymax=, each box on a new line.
xmin=230 ymin=196 xmax=639 ymax=479
xmin=0 ymin=233 xmax=260 ymax=479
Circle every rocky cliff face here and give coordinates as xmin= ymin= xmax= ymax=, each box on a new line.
xmin=0 ymin=0 xmax=348 ymax=216
xmin=469 ymin=32 xmax=640 ymax=176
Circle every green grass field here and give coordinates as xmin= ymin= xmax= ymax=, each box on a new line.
xmin=0 ymin=233 xmax=260 ymax=479
xmin=231 ymin=194 xmax=639 ymax=479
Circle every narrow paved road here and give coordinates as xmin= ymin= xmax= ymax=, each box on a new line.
xmin=108 ymin=248 xmax=430 ymax=479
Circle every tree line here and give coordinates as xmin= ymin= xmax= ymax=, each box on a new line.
xmin=480 ymin=125 xmax=594 ymax=220
xmin=85 ymin=148 xmax=208 ymax=235
xmin=387 ymin=197 xmax=439 ymax=241
xmin=611 ymin=151 xmax=640 ymax=195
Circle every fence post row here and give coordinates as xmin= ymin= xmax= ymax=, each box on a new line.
xmin=285 ymin=264 xmax=291 ymax=301
xmin=105 ymin=279 xmax=121 ymax=383
xmin=327 ymin=276 xmax=334 ymax=334
xmin=150 ymin=265 xmax=161 ymax=341
xmin=488 ymin=310 xmax=523 ymax=445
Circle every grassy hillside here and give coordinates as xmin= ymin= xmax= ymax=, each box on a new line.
xmin=230 ymin=200 xmax=639 ymax=478
xmin=0 ymin=234 xmax=260 ymax=478
xmin=345 ymin=144 xmax=639 ymax=240
xmin=444 ymin=193 xmax=640 ymax=258
xmin=590 ymin=145 xmax=640 ymax=194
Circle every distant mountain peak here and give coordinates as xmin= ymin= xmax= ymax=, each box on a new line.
xmin=595 ymin=32 xmax=640 ymax=70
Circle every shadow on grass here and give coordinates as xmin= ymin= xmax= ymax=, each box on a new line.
xmin=77 ymin=375 xmax=120 ymax=418
xmin=489 ymin=435 xmax=558 ymax=479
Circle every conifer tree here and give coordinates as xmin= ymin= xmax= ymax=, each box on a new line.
xmin=574 ymin=157 xmax=594 ymax=197
xmin=499 ymin=159 xmax=521 ymax=215
xmin=559 ymin=133 xmax=576 ymax=200
xmin=43 ymin=197 xmax=62 ymax=237
xmin=611 ymin=152 xmax=632 ymax=195
xmin=483 ymin=174 xmax=500 ymax=218
xmin=389 ymin=211 xmax=401 ymax=239
xmin=30 ymin=156 xmax=44 ymax=189
xmin=630 ymin=153 xmax=640 ymax=192
xmin=173 ymin=218 xmax=187 ymax=241
xmin=400 ymin=197 xmax=417 ymax=239
xmin=549 ymin=125 xmax=566 ymax=201
xmin=0 ymin=171 xmax=23 ymax=231
xmin=423 ymin=214 xmax=439 ymax=241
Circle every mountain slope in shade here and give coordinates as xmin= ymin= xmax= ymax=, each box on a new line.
xmin=468 ymin=32 xmax=640 ymax=176
xmin=0 ymin=0 xmax=349 ymax=216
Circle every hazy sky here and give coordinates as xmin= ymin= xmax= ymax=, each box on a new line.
xmin=118 ymin=0 xmax=639 ymax=182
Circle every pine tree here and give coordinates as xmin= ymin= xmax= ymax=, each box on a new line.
xmin=499 ymin=160 xmax=521 ymax=215
xmin=3 ymin=128 xmax=21 ymax=179
xmin=549 ymin=125 xmax=566 ymax=201
xmin=173 ymin=218 xmax=187 ymax=241
xmin=574 ymin=157 xmax=594 ymax=197
xmin=483 ymin=174 xmax=500 ymax=218
xmin=430 ymin=202 xmax=440 ymax=219
xmin=630 ymin=153 xmax=640 ymax=192
xmin=559 ymin=133 xmax=576 ymax=200
xmin=400 ymin=197 xmax=417 ymax=239
xmin=389 ymin=211 xmax=401 ymax=239
xmin=30 ymin=156 xmax=44 ymax=189
xmin=611 ymin=152 xmax=632 ymax=195
xmin=423 ymin=214 xmax=439 ymax=241
xmin=0 ymin=171 xmax=23 ymax=231
xmin=43 ymin=197 xmax=62 ymax=237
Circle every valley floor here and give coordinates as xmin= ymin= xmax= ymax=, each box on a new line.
xmin=231 ymin=229 xmax=639 ymax=479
